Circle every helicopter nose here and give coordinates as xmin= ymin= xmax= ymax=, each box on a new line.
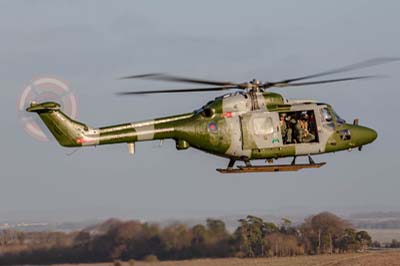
xmin=351 ymin=126 xmax=377 ymax=146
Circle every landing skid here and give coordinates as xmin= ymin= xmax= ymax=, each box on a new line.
xmin=217 ymin=156 xmax=326 ymax=173
xmin=217 ymin=162 xmax=326 ymax=173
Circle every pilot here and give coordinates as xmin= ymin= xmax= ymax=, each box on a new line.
xmin=297 ymin=113 xmax=315 ymax=143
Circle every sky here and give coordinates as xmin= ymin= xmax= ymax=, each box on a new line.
xmin=0 ymin=0 xmax=399 ymax=222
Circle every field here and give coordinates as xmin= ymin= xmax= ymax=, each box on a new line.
xmin=57 ymin=250 xmax=400 ymax=266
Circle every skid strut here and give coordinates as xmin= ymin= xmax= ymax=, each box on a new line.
xmin=291 ymin=156 xmax=297 ymax=166
xmin=227 ymin=159 xmax=236 ymax=170
xmin=308 ymin=155 xmax=316 ymax=165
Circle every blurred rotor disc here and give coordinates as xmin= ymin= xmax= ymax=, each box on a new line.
xmin=17 ymin=77 xmax=78 ymax=142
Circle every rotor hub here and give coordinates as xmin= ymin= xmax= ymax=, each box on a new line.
xmin=250 ymin=79 xmax=261 ymax=86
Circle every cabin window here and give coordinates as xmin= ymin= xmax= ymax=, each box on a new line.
xmin=253 ymin=117 xmax=274 ymax=135
xmin=279 ymin=110 xmax=318 ymax=144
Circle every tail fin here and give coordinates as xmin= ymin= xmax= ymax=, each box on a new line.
xmin=26 ymin=102 xmax=99 ymax=147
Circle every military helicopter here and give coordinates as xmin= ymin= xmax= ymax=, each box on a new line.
xmin=27 ymin=58 xmax=398 ymax=173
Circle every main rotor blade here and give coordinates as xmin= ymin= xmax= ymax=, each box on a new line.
xmin=273 ymin=75 xmax=382 ymax=87
xmin=269 ymin=57 xmax=399 ymax=85
xmin=120 ymin=73 xmax=239 ymax=86
xmin=120 ymin=73 xmax=164 ymax=79
xmin=116 ymin=85 xmax=239 ymax=95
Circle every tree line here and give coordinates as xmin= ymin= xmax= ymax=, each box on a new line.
xmin=0 ymin=212 xmax=372 ymax=265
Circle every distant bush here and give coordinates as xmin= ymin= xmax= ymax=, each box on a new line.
xmin=371 ymin=240 xmax=381 ymax=248
xmin=389 ymin=239 xmax=400 ymax=248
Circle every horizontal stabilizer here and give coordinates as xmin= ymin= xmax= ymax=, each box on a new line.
xmin=26 ymin=102 xmax=61 ymax=113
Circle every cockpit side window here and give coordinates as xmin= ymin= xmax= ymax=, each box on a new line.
xmin=332 ymin=109 xmax=346 ymax=125
xmin=320 ymin=107 xmax=335 ymax=130
xmin=321 ymin=107 xmax=332 ymax=122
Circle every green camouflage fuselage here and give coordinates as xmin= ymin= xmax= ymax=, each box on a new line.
xmin=27 ymin=91 xmax=377 ymax=161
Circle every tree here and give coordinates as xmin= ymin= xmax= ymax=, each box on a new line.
xmin=192 ymin=224 xmax=207 ymax=245
xmin=108 ymin=221 xmax=142 ymax=259
xmin=300 ymin=212 xmax=350 ymax=254
xmin=234 ymin=216 xmax=279 ymax=257
xmin=336 ymin=228 xmax=358 ymax=252
xmin=160 ymin=223 xmax=192 ymax=259
xmin=279 ymin=218 xmax=298 ymax=236
xmin=125 ymin=223 xmax=161 ymax=260
xmin=234 ymin=219 xmax=252 ymax=257
xmin=356 ymin=231 xmax=371 ymax=251
xmin=265 ymin=233 xmax=304 ymax=256
xmin=73 ymin=231 xmax=91 ymax=248
xmin=191 ymin=224 xmax=207 ymax=257
xmin=204 ymin=219 xmax=231 ymax=257
xmin=206 ymin=219 xmax=227 ymax=240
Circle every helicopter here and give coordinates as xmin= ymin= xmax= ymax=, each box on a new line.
xmin=27 ymin=58 xmax=398 ymax=173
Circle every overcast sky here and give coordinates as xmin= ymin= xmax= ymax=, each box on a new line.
xmin=0 ymin=0 xmax=399 ymax=222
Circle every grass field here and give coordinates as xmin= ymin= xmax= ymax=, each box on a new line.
xmin=56 ymin=250 xmax=400 ymax=266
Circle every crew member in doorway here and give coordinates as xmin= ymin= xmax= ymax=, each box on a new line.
xmin=297 ymin=112 xmax=315 ymax=143
xmin=280 ymin=113 xmax=288 ymax=143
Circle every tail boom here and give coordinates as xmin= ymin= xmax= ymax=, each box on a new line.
xmin=97 ymin=113 xmax=192 ymax=145
xmin=27 ymin=102 xmax=192 ymax=147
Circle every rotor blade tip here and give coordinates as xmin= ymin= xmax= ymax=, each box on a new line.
xmin=119 ymin=73 xmax=165 ymax=80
